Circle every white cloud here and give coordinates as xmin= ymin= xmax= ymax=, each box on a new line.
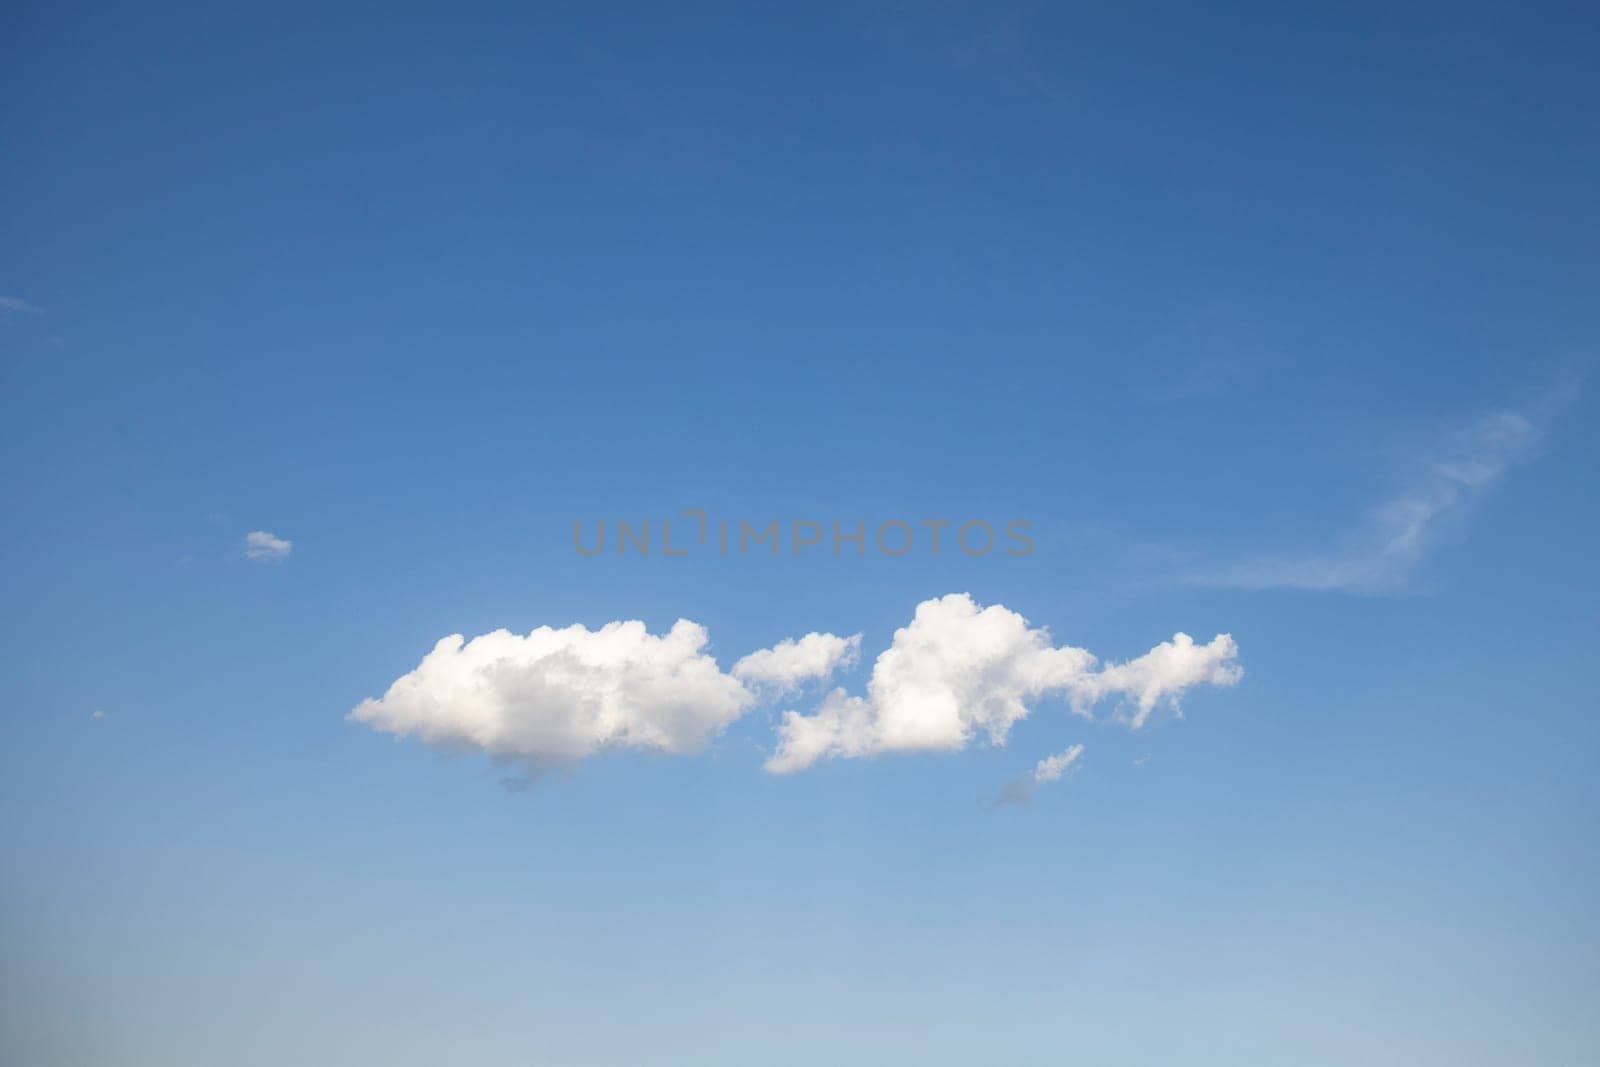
xmin=997 ymin=743 xmax=1085 ymax=805
xmin=732 ymin=631 xmax=861 ymax=691
xmin=0 ymin=296 xmax=40 ymax=316
xmin=765 ymin=594 xmax=1241 ymax=773
xmin=90 ymin=709 xmax=107 ymax=721
xmin=349 ymin=620 xmax=753 ymax=765
xmin=1073 ymin=631 xmax=1244 ymax=730
xmin=1033 ymin=744 xmax=1085 ymax=784
xmin=764 ymin=595 xmax=1095 ymax=774
xmin=1198 ymin=386 xmax=1577 ymax=593
xmin=350 ymin=596 xmax=1241 ymax=781
xmin=244 ymin=530 xmax=292 ymax=563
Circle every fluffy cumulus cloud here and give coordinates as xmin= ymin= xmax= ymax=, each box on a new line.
xmin=350 ymin=594 xmax=1241 ymax=782
xmin=732 ymin=631 xmax=861 ymax=691
xmin=764 ymin=595 xmax=1093 ymax=774
xmin=350 ymin=620 xmax=754 ymax=764
xmin=244 ymin=530 xmax=292 ymax=562
xmin=765 ymin=594 xmax=1240 ymax=774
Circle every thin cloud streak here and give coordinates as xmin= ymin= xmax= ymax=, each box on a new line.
xmin=1194 ymin=384 xmax=1578 ymax=594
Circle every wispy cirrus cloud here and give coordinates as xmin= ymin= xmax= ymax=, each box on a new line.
xmin=0 ymin=296 xmax=42 ymax=316
xmin=1195 ymin=385 xmax=1578 ymax=594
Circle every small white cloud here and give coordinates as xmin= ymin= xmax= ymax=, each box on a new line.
xmin=765 ymin=593 xmax=1241 ymax=773
xmin=90 ymin=709 xmax=107 ymax=720
xmin=0 ymin=296 xmax=41 ymax=316
xmin=732 ymin=631 xmax=861 ymax=692
xmin=1033 ymin=744 xmax=1085 ymax=784
xmin=349 ymin=619 xmax=754 ymax=767
xmin=997 ymin=743 xmax=1085 ymax=806
xmin=244 ymin=530 xmax=292 ymax=563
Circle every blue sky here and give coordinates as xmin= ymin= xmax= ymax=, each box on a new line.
xmin=3 ymin=3 xmax=1598 ymax=1064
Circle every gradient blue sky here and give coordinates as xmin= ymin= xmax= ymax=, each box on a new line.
xmin=3 ymin=3 xmax=1598 ymax=1064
